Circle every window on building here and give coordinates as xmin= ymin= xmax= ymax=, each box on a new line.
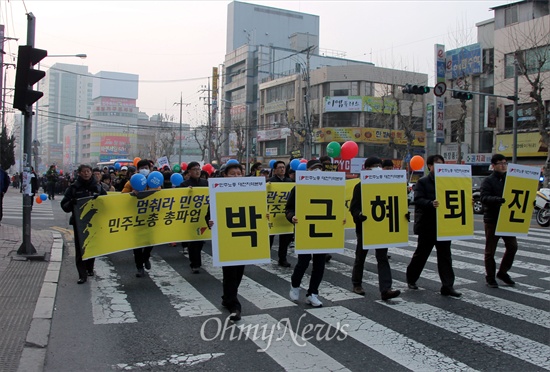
xmin=506 ymin=47 xmax=550 ymax=79
xmin=504 ymin=102 xmax=548 ymax=130
xmin=333 ymin=89 xmax=348 ymax=96
xmin=505 ymin=5 xmax=518 ymax=26
xmin=322 ymin=112 xmax=359 ymax=127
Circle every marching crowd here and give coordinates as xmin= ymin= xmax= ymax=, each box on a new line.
xmin=55 ymin=152 xmax=519 ymax=322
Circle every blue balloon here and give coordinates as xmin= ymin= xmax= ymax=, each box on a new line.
xmin=114 ymin=162 xmax=121 ymax=170
xmin=147 ymin=171 xmax=164 ymax=188
xmin=170 ymin=172 xmax=184 ymax=187
xmin=297 ymin=163 xmax=307 ymax=170
xmin=269 ymin=159 xmax=276 ymax=169
xmin=227 ymin=159 xmax=239 ymax=165
xmin=290 ymin=159 xmax=301 ymax=171
xmin=130 ymin=173 xmax=147 ymax=192
xmin=40 ymin=193 xmax=48 ymax=201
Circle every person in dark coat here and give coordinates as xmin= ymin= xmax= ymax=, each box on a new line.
xmin=406 ymin=155 xmax=461 ymax=297
xmin=480 ymin=153 xmax=517 ymax=288
xmin=179 ymin=161 xmax=208 ymax=273
xmin=0 ymin=167 xmax=10 ymax=225
xmin=61 ymin=164 xmax=107 ymax=284
xmin=46 ymin=165 xmax=58 ymax=200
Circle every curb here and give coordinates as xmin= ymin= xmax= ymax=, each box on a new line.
xmin=16 ymin=231 xmax=63 ymax=372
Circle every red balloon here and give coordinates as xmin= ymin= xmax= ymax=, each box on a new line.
xmin=340 ymin=141 xmax=358 ymax=160
xmin=59 ymin=170 xmax=63 ymax=175
xmin=202 ymin=163 xmax=214 ymax=175
xmin=36 ymin=196 xmax=42 ymax=204
xmin=181 ymin=162 xmax=188 ymax=171
xmin=299 ymin=158 xmax=308 ymax=163
xmin=410 ymin=155 xmax=425 ymax=171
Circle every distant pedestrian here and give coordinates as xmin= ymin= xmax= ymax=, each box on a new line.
xmin=0 ymin=167 xmax=10 ymax=225
xmin=46 ymin=165 xmax=58 ymax=200
xmin=61 ymin=164 xmax=106 ymax=284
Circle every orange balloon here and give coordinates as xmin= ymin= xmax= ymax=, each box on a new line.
xmin=410 ymin=155 xmax=425 ymax=171
xmin=133 ymin=157 xmax=141 ymax=167
xmin=36 ymin=197 xmax=42 ymax=204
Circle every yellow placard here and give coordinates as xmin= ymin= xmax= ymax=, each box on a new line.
xmin=345 ymin=179 xmax=360 ymax=230
xmin=79 ymin=188 xmax=211 ymax=259
xmin=266 ymin=183 xmax=295 ymax=235
xmin=435 ymin=165 xmax=474 ymax=240
xmin=361 ymin=182 xmax=409 ymax=249
xmin=295 ymin=184 xmax=345 ymax=254
xmin=496 ymin=164 xmax=539 ymax=236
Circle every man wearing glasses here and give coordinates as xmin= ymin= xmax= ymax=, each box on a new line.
xmin=180 ymin=161 xmax=208 ymax=273
xmin=480 ymin=154 xmax=517 ymax=288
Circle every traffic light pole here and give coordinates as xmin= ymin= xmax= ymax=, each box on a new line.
xmin=17 ymin=13 xmax=40 ymax=257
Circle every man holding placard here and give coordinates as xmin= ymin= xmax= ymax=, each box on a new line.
xmin=406 ymin=155 xmax=461 ymax=297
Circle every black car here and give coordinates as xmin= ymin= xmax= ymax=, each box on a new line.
xmin=472 ymin=175 xmax=488 ymax=214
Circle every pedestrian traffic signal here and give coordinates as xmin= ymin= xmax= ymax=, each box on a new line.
xmin=13 ymin=45 xmax=48 ymax=111
xmin=451 ymin=91 xmax=473 ymax=100
xmin=402 ymin=84 xmax=430 ymax=95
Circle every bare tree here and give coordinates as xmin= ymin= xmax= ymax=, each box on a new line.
xmin=507 ymin=18 xmax=550 ymax=186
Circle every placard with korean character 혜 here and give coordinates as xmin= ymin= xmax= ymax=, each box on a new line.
xmin=434 ymin=164 xmax=474 ymax=241
xmin=209 ymin=177 xmax=271 ymax=266
xmin=295 ymin=171 xmax=346 ymax=254
xmin=496 ymin=163 xmax=540 ymax=237
xmin=266 ymin=183 xmax=294 ymax=235
xmin=360 ymin=170 xmax=409 ymax=249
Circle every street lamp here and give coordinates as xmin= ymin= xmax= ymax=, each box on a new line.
xmin=34 ymin=53 xmax=87 ymax=170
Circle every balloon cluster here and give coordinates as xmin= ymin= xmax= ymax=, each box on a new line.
xmin=325 ymin=141 xmax=358 ymax=160
xmin=35 ymin=193 xmax=48 ymax=204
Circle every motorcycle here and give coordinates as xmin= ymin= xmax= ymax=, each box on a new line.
xmin=535 ymin=188 xmax=550 ymax=227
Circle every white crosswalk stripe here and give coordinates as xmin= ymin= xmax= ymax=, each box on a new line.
xmin=83 ymin=228 xmax=549 ymax=371
xmin=1 ymin=195 xmax=55 ymax=220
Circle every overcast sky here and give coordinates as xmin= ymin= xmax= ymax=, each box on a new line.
xmin=1 ymin=0 xmax=508 ymax=126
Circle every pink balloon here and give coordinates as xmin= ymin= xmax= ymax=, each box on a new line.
xmin=299 ymin=159 xmax=308 ymax=163
xmin=340 ymin=141 xmax=358 ymax=160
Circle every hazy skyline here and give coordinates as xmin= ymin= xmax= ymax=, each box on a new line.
xmin=1 ymin=0 xmax=509 ymax=127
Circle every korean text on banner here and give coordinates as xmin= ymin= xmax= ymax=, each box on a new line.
xmin=496 ymin=164 xmax=539 ymax=237
xmin=360 ymin=170 xmax=409 ymax=249
xmin=78 ymin=188 xmax=211 ymax=260
xmin=295 ymin=171 xmax=346 ymax=254
xmin=266 ymin=183 xmax=294 ymax=235
xmin=209 ymin=177 xmax=270 ymax=267
xmin=434 ymin=164 xmax=474 ymax=241
xmin=345 ymin=179 xmax=360 ymax=230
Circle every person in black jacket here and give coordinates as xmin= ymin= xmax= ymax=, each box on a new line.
xmin=61 ymin=164 xmax=107 ymax=284
xmin=349 ymin=157 xmax=401 ymax=301
xmin=406 ymin=155 xmax=461 ymax=297
xmin=268 ymin=160 xmax=294 ymax=267
xmin=179 ymin=161 xmax=208 ymax=273
xmin=480 ymin=154 xmax=517 ymax=288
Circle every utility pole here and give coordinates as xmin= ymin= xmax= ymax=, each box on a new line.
xmin=512 ymin=59 xmax=519 ymax=164
xmin=173 ymin=93 xmax=189 ymax=165
xmin=303 ymin=46 xmax=314 ymax=159
xmin=199 ymin=79 xmax=213 ymax=163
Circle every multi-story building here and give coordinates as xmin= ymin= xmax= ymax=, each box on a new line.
xmin=38 ymin=63 xmax=92 ymax=170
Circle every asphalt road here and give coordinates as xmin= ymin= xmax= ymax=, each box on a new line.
xmin=2 ymin=191 xmax=549 ymax=371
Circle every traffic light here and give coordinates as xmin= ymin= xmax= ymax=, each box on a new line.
xmin=403 ymin=84 xmax=430 ymax=95
xmin=451 ymin=91 xmax=473 ymax=100
xmin=13 ymin=45 xmax=48 ymax=111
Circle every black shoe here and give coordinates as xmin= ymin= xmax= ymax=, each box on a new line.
xmin=87 ymin=270 xmax=94 ymax=277
xmin=407 ymin=282 xmax=418 ymax=290
xmin=229 ymin=309 xmax=241 ymax=322
xmin=325 ymin=254 xmax=332 ymax=263
xmin=278 ymin=260 xmax=291 ymax=268
xmin=77 ymin=278 xmax=87 ymax=284
xmin=191 ymin=266 xmax=200 ymax=274
xmin=497 ymin=272 xmax=515 ymax=286
xmin=144 ymin=259 xmax=151 ymax=270
xmin=221 ymin=301 xmax=229 ymax=309
xmin=136 ymin=268 xmax=145 ymax=278
xmin=486 ymin=279 xmax=498 ymax=288
xmin=381 ymin=289 xmax=401 ymax=301
xmin=352 ymin=286 xmax=366 ymax=295
xmin=441 ymin=288 xmax=462 ymax=297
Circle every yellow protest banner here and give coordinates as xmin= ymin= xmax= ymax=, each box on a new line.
xmin=78 ymin=188 xmax=211 ymax=259
xmin=360 ymin=170 xmax=409 ymax=249
xmin=434 ymin=164 xmax=474 ymax=240
xmin=345 ymin=179 xmax=360 ymax=230
xmin=266 ymin=183 xmax=295 ymax=235
xmin=209 ymin=177 xmax=270 ymax=266
xmin=496 ymin=164 xmax=539 ymax=237
xmin=295 ymin=171 xmax=346 ymax=254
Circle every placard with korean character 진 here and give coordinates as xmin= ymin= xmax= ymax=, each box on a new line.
xmin=496 ymin=164 xmax=539 ymax=237
xmin=295 ymin=171 xmax=346 ymax=254
xmin=209 ymin=177 xmax=270 ymax=266
xmin=360 ymin=170 xmax=409 ymax=249
xmin=266 ymin=183 xmax=294 ymax=235
xmin=77 ymin=188 xmax=211 ymax=259
xmin=434 ymin=164 xmax=474 ymax=240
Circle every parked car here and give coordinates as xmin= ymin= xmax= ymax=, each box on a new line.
xmin=472 ymin=175 xmax=488 ymax=214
